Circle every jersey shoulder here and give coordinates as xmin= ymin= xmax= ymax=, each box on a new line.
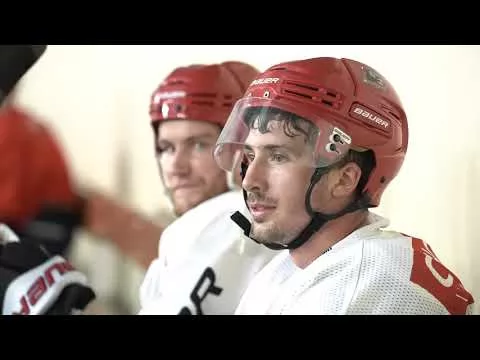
xmin=404 ymin=235 xmax=474 ymax=314
xmin=352 ymin=232 xmax=475 ymax=315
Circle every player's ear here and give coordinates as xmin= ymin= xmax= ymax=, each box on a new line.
xmin=330 ymin=162 xmax=362 ymax=199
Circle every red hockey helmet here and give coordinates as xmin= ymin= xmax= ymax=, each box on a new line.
xmin=214 ymin=57 xmax=408 ymax=206
xmin=149 ymin=61 xmax=260 ymax=131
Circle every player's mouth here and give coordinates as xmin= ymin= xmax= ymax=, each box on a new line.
xmin=248 ymin=203 xmax=276 ymax=221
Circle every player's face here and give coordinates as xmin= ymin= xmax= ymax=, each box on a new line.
xmin=242 ymin=118 xmax=319 ymax=247
xmin=157 ymin=120 xmax=228 ymax=216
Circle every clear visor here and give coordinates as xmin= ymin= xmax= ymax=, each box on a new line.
xmin=213 ymin=97 xmax=352 ymax=172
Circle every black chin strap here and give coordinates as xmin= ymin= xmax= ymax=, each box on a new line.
xmin=231 ymin=164 xmax=372 ymax=251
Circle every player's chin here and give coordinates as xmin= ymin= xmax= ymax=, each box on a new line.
xmin=251 ymin=223 xmax=276 ymax=242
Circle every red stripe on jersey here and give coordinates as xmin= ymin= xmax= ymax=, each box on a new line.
xmin=407 ymin=235 xmax=474 ymax=315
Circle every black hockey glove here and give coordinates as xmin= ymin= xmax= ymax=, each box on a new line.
xmin=0 ymin=224 xmax=95 ymax=315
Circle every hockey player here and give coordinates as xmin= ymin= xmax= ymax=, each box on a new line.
xmin=0 ymin=46 xmax=82 ymax=257
xmin=0 ymin=45 xmax=96 ymax=315
xmin=213 ymin=56 xmax=475 ymax=315
xmin=0 ymin=45 xmax=160 ymax=314
xmin=138 ymin=61 xmax=276 ymax=315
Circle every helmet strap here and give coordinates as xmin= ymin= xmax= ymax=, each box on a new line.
xmin=231 ymin=165 xmax=372 ymax=251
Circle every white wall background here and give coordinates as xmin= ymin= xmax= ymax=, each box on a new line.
xmin=13 ymin=45 xmax=480 ymax=314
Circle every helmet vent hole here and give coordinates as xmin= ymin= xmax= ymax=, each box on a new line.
xmin=168 ymin=80 xmax=185 ymax=86
xmin=192 ymin=101 xmax=214 ymax=106
xmin=326 ymin=91 xmax=337 ymax=98
xmin=284 ymin=89 xmax=312 ymax=99
xmin=381 ymin=104 xmax=401 ymax=121
xmin=190 ymin=92 xmax=216 ymax=98
xmin=388 ymin=111 xmax=400 ymax=120
xmin=222 ymin=102 xmax=233 ymax=107
xmin=285 ymin=81 xmax=318 ymax=91
xmin=321 ymin=100 xmax=333 ymax=107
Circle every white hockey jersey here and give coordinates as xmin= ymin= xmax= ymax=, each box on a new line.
xmin=138 ymin=191 xmax=276 ymax=315
xmin=235 ymin=212 xmax=475 ymax=315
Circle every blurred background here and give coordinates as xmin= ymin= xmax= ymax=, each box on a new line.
xmin=10 ymin=45 xmax=480 ymax=314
